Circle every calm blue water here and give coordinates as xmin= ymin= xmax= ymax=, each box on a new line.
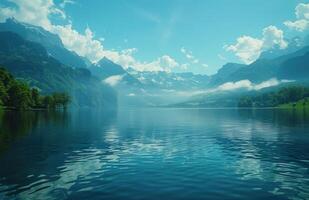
xmin=0 ymin=108 xmax=309 ymax=200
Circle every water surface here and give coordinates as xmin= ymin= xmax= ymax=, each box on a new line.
xmin=0 ymin=108 xmax=309 ymax=200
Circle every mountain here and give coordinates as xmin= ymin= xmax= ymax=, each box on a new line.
xmin=209 ymin=45 xmax=309 ymax=87
xmin=128 ymin=70 xmax=209 ymax=90
xmin=0 ymin=31 xmax=116 ymax=108
xmin=208 ymin=63 xmax=246 ymax=86
xmin=174 ymin=44 xmax=309 ymax=108
xmin=89 ymin=57 xmax=141 ymax=86
xmin=207 ymin=59 xmax=280 ymax=86
xmin=0 ymin=18 xmax=87 ymax=69
xmin=226 ymin=59 xmax=281 ymax=83
xmin=278 ymin=51 xmax=309 ymax=80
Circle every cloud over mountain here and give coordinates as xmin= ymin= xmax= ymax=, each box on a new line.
xmin=0 ymin=0 xmax=184 ymax=72
xmin=226 ymin=26 xmax=288 ymax=64
xmin=213 ymin=78 xmax=292 ymax=92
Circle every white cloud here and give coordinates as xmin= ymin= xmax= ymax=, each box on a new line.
xmin=180 ymin=47 xmax=200 ymax=64
xmin=295 ymin=3 xmax=309 ymax=19
xmin=0 ymin=0 xmax=185 ymax=72
xmin=159 ymin=55 xmax=179 ymax=68
xmin=213 ymin=78 xmax=292 ymax=92
xmin=0 ymin=0 xmax=65 ymax=28
xmin=52 ymin=25 xmax=105 ymax=62
xmin=225 ymin=26 xmax=288 ymax=64
xmin=165 ymin=78 xmax=293 ymax=98
xmin=262 ymin=26 xmax=288 ymax=49
xmin=217 ymin=79 xmax=252 ymax=91
xmin=0 ymin=7 xmax=16 ymax=22
xmin=225 ymin=36 xmax=263 ymax=64
xmin=0 ymin=0 xmax=92 ymax=60
xmin=52 ymin=23 xmax=139 ymax=65
xmin=103 ymin=75 xmax=124 ymax=86
xmin=284 ymin=19 xmax=309 ymax=32
xmin=284 ymin=3 xmax=309 ymax=32
xmin=134 ymin=55 xmax=179 ymax=72
xmin=192 ymin=59 xmax=199 ymax=64
xmin=127 ymin=93 xmax=136 ymax=97
xmin=180 ymin=47 xmax=209 ymax=71
xmin=59 ymin=0 xmax=75 ymax=8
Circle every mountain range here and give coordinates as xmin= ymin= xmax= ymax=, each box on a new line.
xmin=1 ymin=18 xmax=309 ymax=107
xmin=207 ymin=42 xmax=309 ymax=87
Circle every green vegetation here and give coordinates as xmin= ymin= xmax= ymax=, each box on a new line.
xmin=278 ymin=98 xmax=309 ymax=109
xmin=238 ymin=86 xmax=309 ymax=108
xmin=0 ymin=68 xmax=70 ymax=110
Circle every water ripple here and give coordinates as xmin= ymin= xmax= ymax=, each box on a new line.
xmin=0 ymin=109 xmax=309 ymax=199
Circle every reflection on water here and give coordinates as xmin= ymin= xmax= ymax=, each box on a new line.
xmin=0 ymin=108 xmax=309 ymax=200
xmin=0 ymin=110 xmax=70 ymax=154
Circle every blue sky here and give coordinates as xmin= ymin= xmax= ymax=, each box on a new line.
xmin=1 ymin=0 xmax=309 ymax=74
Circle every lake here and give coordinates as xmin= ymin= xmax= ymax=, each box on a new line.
xmin=0 ymin=108 xmax=309 ymax=200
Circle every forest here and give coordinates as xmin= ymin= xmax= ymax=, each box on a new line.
xmin=238 ymin=86 xmax=309 ymax=108
xmin=0 ymin=67 xmax=70 ymax=110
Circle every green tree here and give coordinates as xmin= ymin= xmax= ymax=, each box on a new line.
xmin=52 ymin=92 xmax=70 ymax=109
xmin=238 ymin=97 xmax=253 ymax=107
xmin=0 ymin=68 xmax=13 ymax=88
xmin=238 ymin=86 xmax=309 ymax=108
xmin=59 ymin=93 xmax=70 ymax=109
xmin=42 ymin=95 xmax=54 ymax=109
xmin=7 ymin=81 xmax=32 ymax=110
xmin=0 ymin=68 xmax=13 ymax=106
xmin=303 ymin=98 xmax=308 ymax=107
xmin=31 ymin=88 xmax=40 ymax=107
xmin=0 ymin=81 xmax=8 ymax=105
xmin=0 ymin=67 xmax=71 ymax=110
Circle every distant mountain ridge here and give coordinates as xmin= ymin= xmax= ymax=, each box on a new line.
xmin=128 ymin=69 xmax=209 ymax=90
xmin=89 ymin=57 xmax=141 ymax=87
xmin=208 ymin=45 xmax=309 ymax=86
xmin=0 ymin=18 xmax=88 ymax=69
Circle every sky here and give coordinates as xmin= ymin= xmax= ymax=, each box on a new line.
xmin=0 ymin=0 xmax=309 ymax=75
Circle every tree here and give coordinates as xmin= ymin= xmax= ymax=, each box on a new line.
xmin=0 ymin=68 xmax=71 ymax=110
xmin=0 ymin=81 xmax=8 ymax=105
xmin=31 ymin=88 xmax=40 ymax=107
xmin=303 ymin=98 xmax=308 ymax=107
xmin=43 ymin=95 xmax=54 ymax=109
xmin=52 ymin=92 xmax=71 ymax=109
xmin=0 ymin=68 xmax=12 ymax=106
xmin=0 ymin=67 xmax=13 ymax=88
xmin=238 ymin=85 xmax=309 ymax=108
xmin=238 ymin=97 xmax=253 ymax=107
xmin=7 ymin=81 xmax=32 ymax=110
xmin=60 ymin=93 xmax=70 ymax=109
